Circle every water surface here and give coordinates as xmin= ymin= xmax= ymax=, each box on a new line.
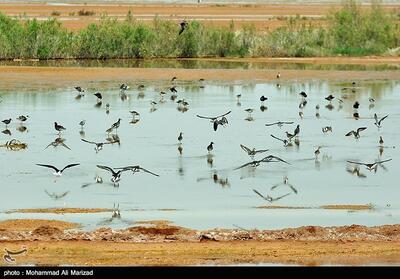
xmin=0 ymin=76 xmax=399 ymax=230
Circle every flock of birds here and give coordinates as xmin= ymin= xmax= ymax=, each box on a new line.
xmin=0 ymin=72 xmax=395 ymax=220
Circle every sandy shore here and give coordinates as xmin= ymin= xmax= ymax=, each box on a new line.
xmin=0 ymin=219 xmax=399 ymax=265
xmin=0 ymin=3 xmax=398 ymax=31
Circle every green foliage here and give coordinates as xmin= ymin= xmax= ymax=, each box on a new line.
xmin=0 ymin=1 xmax=398 ymax=60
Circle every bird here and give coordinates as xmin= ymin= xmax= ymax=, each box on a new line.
xmin=265 ymin=121 xmax=294 ymax=128
xmin=112 ymin=203 xmax=121 ymax=219
xmin=245 ymin=108 xmax=254 ymax=115
xmin=114 ymin=165 xmax=159 ymax=177
xmin=314 ymin=146 xmax=321 ymax=157
xmin=44 ymin=137 xmax=71 ymax=150
xmin=178 ymin=132 xmax=183 ymax=143
xmin=110 ymin=118 xmax=121 ymax=132
xmin=347 ymin=159 xmax=392 ymax=171
xmin=299 ymin=100 xmax=307 ymax=109
xmin=97 ymin=165 xmax=127 ymax=186
xmin=325 ymin=95 xmax=334 ymax=102
xmin=240 ymin=144 xmax=269 ymax=159
xmin=81 ymin=138 xmax=115 ymax=153
xmin=379 ymin=136 xmax=384 ymax=146
xmin=36 ymin=163 xmax=80 ymax=176
xmin=179 ymin=20 xmax=188 ymax=35
xmin=44 ymin=190 xmax=69 ymax=200
xmin=213 ymin=117 xmax=228 ymax=131
xmin=260 ymin=96 xmax=268 ymax=104
xmin=285 ymin=131 xmax=296 ymax=141
xmin=353 ymin=101 xmax=360 ymax=109
xmin=16 ymin=115 xmax=28 ymax=123
xmin=79 ymin=120 xmax=86 ymax=129
xmin=293 ymin=125 xmax=300 ymax=137
xmin=234 ymin=155 xmax=289 ymax=170
xmin=253 ymin=189 xmax=290 ymax=203
xmin=74 ymin=86 xmax=85 ymax=95
xmin=374 ymin=113 xmax=388 ymax=128
xmin=94 ymin=92 xmax=102 ymax=102
xmin=322 ymin=126 xmax=332 ymax=133
xmin=207 ymin=142 xmax=214 ymax=153
xmin=130 ymin=111 xmax=140 ymax=118
xmin=105 ymin=103 xmax=110 ymax=114
xmin=345 ymin=127 xmax=367 ymax=139
xmin=170 ymin=86 xmax=178 ymax=93
xmin=270 ymin=134 xmax=289 ymax=147
xmin=299 ymin=91 xmax=307 ymax=99
xmin=276 ymin=72 xmax=281 ymax=79
xmin=196 ymin=111 xmax=231 ymax=131
xmin=54 ymin=122 xmax=66 ymax=135
xmin=271 ymin=176 xmax=298 ymax=194
xmin=120 ymin=84 xmax=129 ymax=91
xmin=2 ymin=118 xmax=12 ymax=126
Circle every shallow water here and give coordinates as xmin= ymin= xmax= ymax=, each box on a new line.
xmin=0 ymin=76 xmax=399 ymax=230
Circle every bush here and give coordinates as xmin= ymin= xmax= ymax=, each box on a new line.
xmin=0 ymin=0 xmax=398 ymax=60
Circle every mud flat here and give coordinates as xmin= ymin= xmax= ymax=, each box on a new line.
xmin=1 ymin=220 xmax=399 ymax=266
xmin=1 ymin=64 xmax=400 ymax=91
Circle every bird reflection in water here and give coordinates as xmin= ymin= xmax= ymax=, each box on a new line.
xmin=197 ymin=172 xmax=230 ymax=188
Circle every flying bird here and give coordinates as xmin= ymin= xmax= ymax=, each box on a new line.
xmin=347 ymin=159 xmax=392 ymax=171
xmin=240 ymin=144 xmax=269 ymax=159
xmin=81 ymin=138 xmax=115 ymax=153
xmin=271 ymin=177 xmax=298 ymax=194
xmin=253 ymin=189 xmax=291 ymax=203
xmin=270 ymin=134 xmax=290 ymax=147
xmin=234 ymin=155 xmax=289 ymax=170
xmin=345 ymin=127 xmax=367 ymax=139
xmin=265 ymin=121 xmax=294 ymax=128
xmin=36 ymin=163 xmax=80 ymax=176
xmin=44 ymin=137 xmax=71 ymax=150
xmin=197 ymin=111 xmax=231 ymax=131
xmin=44 ymin=190 xmax=70 ymax=200
xmin=97 ymin=165 xmax=127 ymax=186
xmin=115 ymin=165 xmax=159 ymax=177
xmin=374 ymin=113 xmax=388 ymax=128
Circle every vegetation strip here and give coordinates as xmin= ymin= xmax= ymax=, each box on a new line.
xmin=0 ymin=1 xmax=398 ymax=59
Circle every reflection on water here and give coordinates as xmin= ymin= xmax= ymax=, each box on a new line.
xmin=1 ymin=59 xmax=400 ymax=71
xmin=0 ymin=77 xmax=399 ymax=230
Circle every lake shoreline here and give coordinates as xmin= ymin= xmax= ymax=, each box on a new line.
xmin=1 ymin=63 xmax=400 ymax=91
xmin=1 ymin=220 xmax=399 ymax=266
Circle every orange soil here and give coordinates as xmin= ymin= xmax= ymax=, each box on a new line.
xmin=0 ymin=3 xmax=398 ymax=31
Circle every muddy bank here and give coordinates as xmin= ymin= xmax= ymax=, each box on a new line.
xmin=1 ymin=219 xmax=399 ymax=243
xmin=0 ymin=219 xmax=79 ymax=232
xmin=0 ymin=65 xmax=399 ymax=91
xmin=0 ymin=221 xmax=399 ymax=265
